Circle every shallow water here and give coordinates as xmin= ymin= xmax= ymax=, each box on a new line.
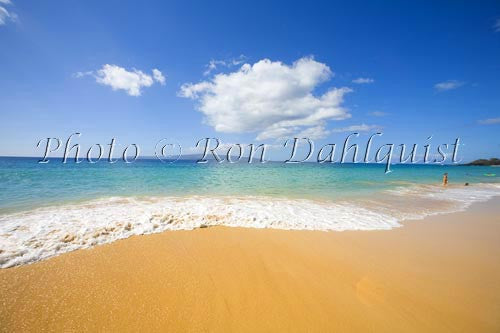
xmin=0 ymin=157 xmax=499 ymax=267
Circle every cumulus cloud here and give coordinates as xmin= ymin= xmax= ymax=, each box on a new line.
xmin=75 ymin=65 xmax=166 ymax=96
xmin=478 ymin=117 xmax=500 ymax=125
xmin=152 ymin=68 xmax=166 ymax=85
xmin=95 ymin=65 xmax=153 ymax=96
xmin=352 ymin=77 xmax=374 ymax=84
xmin=368 ymin=111 xmax=388 ymax=117
xmin=179 ymin=57 xmax=352 ymax=140
xmin=434 ymin=80 xmax=464 ymax=91
xmin=0 ymin=0 xmax=16 ymax=26
xmin=331 ymin=124 xmax=381 ymax=133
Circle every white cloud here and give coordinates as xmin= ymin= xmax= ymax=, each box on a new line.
xmin=352 ymin=77 xmax=374 ymax=84
xmin=180 ymin=57 xmax=352 ymax=140
xmin=256 ymin=125 xmax=297 ymax=141
xmin=0 ymin=7 xmax=11 ymax=25
xmin=75 ymin=65 xmax=166 ymax=96
xmin=494 ymin=19 xmax=500 ymax=32
xmin=204 ymin=60 xmax=226 ymax=76
xmin=152 ymin=68 xmax=166 ymax=85
xmin=203 ymin=55 xmax=246 ymax=76
xmin=331 ymin=124 xmax=381 ymax=133
xmin=478 ymin=117 xmax=500 ymax=125
xmin=434 ymin=80 xmax=464 ymax=91
xmin=0 ymin=0 xmax=16 ymax=26
xmin=96 ymin=65 xmax=153 ymax=96
xmin=368 ymin=111 xmax=388 ymax=117
xmin=74 ymin=71 xmax=93 ymax=78
xmin=296 ymin=125 xmax=331 ymax=140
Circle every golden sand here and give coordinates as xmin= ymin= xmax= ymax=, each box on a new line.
xmin=1 ymin=199 xmax=499 ymax=332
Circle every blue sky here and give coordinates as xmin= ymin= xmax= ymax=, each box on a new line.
xmin=0 ymin=0 xmax=499 ymax=162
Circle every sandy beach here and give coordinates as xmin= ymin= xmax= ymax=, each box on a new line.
xmin=2 ymin=0 xmax=499 ymax=331
xmin=1 ymin=198 xmax=499 ymax=332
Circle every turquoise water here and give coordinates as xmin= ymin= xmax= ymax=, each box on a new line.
xmin=0 ymin=157 xmax=497 ymax=214
xmin=1 ymin=156 xmax=499 ymax=268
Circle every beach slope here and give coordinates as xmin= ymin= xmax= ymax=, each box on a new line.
xmin=1 ymin=199 xmax=499 ymax=332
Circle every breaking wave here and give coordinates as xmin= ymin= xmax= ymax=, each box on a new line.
xmin=0 ymin=183 xmax=499 ymax=268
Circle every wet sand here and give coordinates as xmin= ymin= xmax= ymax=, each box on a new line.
xmin=1 ymin=198 xmax=499 ymax=332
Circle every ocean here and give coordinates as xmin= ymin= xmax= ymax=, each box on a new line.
xmin=0 ymin=156 xmax=499 ymax=268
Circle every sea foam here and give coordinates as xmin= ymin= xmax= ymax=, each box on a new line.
xmin=0 ymin=183 xmax=499 ymax=268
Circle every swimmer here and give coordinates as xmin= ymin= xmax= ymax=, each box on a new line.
xmin=443 ymin=173 xmax=448 ymax=186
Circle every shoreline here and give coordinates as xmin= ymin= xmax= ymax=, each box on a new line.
xmin=1 ymin=198 xmax=499 ymax=331
xmin=1 ymin=182 xmax=499 ymax=268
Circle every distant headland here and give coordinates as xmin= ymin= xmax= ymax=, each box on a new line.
xmin=465 ymin=158 xmax=500 ymax=166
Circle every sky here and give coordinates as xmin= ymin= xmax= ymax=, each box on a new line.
xmin=0 ymin=0 xmax=499 ymax=162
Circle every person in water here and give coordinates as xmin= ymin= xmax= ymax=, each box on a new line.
xmin=443 ymin=173 xmax=448 ymax=186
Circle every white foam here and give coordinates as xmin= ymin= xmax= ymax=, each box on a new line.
xmin=0 ymin=183 xmax=499 ymax=268
xmin=375 ymin=183 xmax=500 ymax=223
